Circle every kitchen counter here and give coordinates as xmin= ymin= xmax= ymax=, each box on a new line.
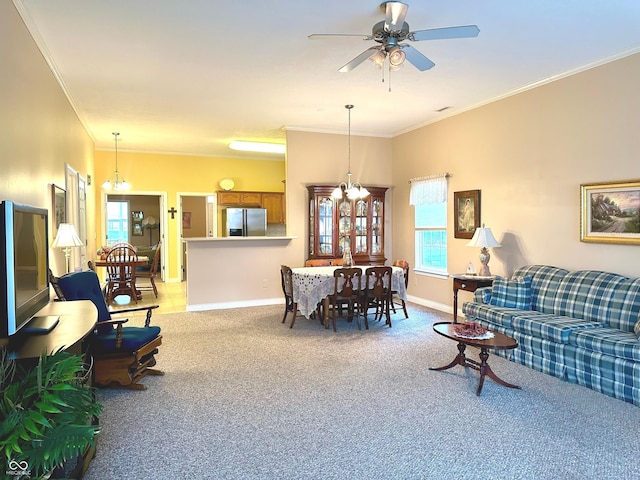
xmin=182 ymin=236 xmax=300 ymax=311
xmin=183 ymin=236 xmax=296 ymax=242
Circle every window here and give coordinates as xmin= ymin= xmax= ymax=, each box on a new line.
xmin=410 ymin=175 xmax=448 ymax=275
xmin=415 ymin=202 xmax=447 ymax=274
xmin=106 ymin=200 xmax=129 ymax=245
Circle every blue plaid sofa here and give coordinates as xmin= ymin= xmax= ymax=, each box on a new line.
xmin=462 ymin=265 xmax=640 ymax=406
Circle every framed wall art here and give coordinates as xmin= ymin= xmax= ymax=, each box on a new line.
xmin=581 ymin=180 xmax=640 ymax=245
xmin=131 ymin=210 xmax=144 ymax=236
xmin=51 ymin=184 xmax=66 ymax=238
xmin=454 ymin=189 xmax=481 ymax=239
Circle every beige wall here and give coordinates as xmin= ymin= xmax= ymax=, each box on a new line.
xmin=393 ymin=52 xmax=640 ymax=311
xmin=1 ymin=1 xmax=95 ymax=277
xmin=181 ymin=196 xmax=206 ymax=238
xmin=285 ymin=129 xmax=394 ymax=265
xmin=5 ymin=0 xmax=640 ymax=310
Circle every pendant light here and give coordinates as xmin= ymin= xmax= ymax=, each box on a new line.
xmin=331 ymin=105 xmax=370 ymax=200
xmin=102 ymin=132 xmax=130 ymax=190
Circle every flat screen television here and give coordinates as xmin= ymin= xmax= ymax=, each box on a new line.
xmin=0 ymin=200 xmax=53 ymax=337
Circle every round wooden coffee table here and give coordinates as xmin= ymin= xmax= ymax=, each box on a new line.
xmin=430 ymin=321 xmax=520 ymax=396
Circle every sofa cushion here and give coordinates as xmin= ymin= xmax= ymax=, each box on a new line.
xmin=634 ymin=318 xmax=640 ymax=339
xmin=570 ymin=327 xmax=640 ymax=362
xmin=510 ymin=313 xmax=603 ymax=344
xmin=489 ymin=276 xmax=533 ymax=310
xmin=512 ymin=265 xmax=569 ymax=314
xmin=463 ymin=302 xmax=522 ymax=329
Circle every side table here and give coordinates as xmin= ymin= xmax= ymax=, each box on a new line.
xmin=451 ymin=274 xmax=493 ymax=323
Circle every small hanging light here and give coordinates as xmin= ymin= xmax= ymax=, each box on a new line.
xmin=102 ymin=132 xmax=130 ymax=190
xmin=331 ymin=105 xmax=370 ymax=200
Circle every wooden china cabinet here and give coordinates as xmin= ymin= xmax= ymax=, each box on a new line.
xmin=307 ymin=185 xmax=387 ymax=266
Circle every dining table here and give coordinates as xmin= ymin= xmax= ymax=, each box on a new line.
xmin=94 ymin=255 xmax=149 ymax=300
xmin=291 ymin=265 xmax=408 ymax=328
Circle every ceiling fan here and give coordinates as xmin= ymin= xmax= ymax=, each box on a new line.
xmin=308 ymin=1 xmax=479 ymax=73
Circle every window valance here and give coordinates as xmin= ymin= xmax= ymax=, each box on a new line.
xmin=409 ymin=173 xmax=449 ymax=205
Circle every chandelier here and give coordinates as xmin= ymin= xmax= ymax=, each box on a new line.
xmin=102 ymin=132 xmax=130 ymax=190
xmin=331 ymin=105 xmax=370 ymax=200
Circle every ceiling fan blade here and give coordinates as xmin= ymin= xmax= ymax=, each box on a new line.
xmin=384 ymin=1 xmax=409 ymax=32
xmin=402 ymin=45 xmax=435 ymax=71
xmin=338 ymin=46 xmax=382 ymax=73
xmin=410 ymin=25 xmax=480 ymax=42
xmin=308 ymin=33 xmax=371 ymax=40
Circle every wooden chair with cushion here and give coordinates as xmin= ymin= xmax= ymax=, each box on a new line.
xmin=56 ymin=270 xmax=163 ymax=390
xmin=391 ymin=260 xmax=409 ymax=318
xmin=363 ymin=266 xmax=393 ymax=328
xmin=329 ymin=267 xmax=363 ymax=332
xmin=137 ymin=242 xmax=161 ymax=298
xmin=105 ymin=243 xmax=139 ymax=304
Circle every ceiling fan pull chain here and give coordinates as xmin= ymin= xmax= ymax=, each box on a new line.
xmin=388 ymin=61 xmax=393 ymax=92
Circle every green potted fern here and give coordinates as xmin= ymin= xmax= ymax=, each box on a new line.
xmin=0 ymin=348 xmax=102 ymax=479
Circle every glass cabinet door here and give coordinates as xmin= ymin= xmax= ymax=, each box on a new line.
xmin=354 ymin=199 xmax=368 ymax=254
xmin=309 ymin=197 xmax=315 ymax=256
xmin=318 ymin=196 xmax=334 ymax=256
xmin=371 ymin=197 xmax=383 ymax=255
xmin=338 ymin=199 xmax=351 ymax=255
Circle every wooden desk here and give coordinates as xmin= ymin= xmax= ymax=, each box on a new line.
xmin=1 ymin=300 xmax=97 ymax=360
xmin=451 ymin=274 xmax=494 ymax=323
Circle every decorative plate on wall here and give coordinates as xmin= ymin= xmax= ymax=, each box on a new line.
xmin=219 ymin=178 xmax=235 ymax=191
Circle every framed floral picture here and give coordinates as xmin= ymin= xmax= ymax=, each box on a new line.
xmin=581 ymin=180 xmax=640 ymax=244
xmin=454 ymin=190 xmax=481 ymax=239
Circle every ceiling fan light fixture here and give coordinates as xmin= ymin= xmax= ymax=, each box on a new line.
xmin=388 ymin=46 xmax=406 ymax=67
xmin=369 ymin=49 xmax=386 ymax=69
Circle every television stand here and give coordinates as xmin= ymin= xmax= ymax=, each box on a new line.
xmin=1 ymin=301 xmax=96 ymax=360
xmin=20 ymin=315 xmax=60 ymax=334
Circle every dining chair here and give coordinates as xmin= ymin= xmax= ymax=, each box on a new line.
xmin=280 ymin=265 xmax=301 ymax=328
xmin=363 ymin=266 xmax=393 ymax=328
xmin=105 ymin=243 xmax=139 ymax=304
xmin=391 ymin=260 xmax=409 ymax=318
xmin=305 ymin=259 xmax=331 ymax=267
xmin=137 ymin=242 xmax=161 ymax=298
xmin=329 ymin=267 xmax=363 ymax=332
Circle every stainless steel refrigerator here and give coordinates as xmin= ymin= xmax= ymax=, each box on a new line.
xmin=223 ymin=208 xmax=267 ymax=236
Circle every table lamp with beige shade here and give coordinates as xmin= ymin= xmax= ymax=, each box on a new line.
xmin=466 ymin=224 xmax=501 ymax=276
xmin=52 ymin=223 xmax=83 ymax=273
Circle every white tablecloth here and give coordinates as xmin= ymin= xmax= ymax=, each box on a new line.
xmin=291 ymin=266 xmax=407 ymax=318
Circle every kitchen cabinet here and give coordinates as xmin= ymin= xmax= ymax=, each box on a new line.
xmin=307 ymin=185 xmax=387 ymax=266
xmin=217 ymin=191 xmax=262 ymax=206
xmin=261 ymin=192 xmax=285 ymax=224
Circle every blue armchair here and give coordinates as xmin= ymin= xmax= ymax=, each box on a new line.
xmin=57 ymin=270 xmax=163 ymax=390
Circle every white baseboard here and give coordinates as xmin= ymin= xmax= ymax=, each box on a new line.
xmin=187 ymin=297 xmax=283 ymax=312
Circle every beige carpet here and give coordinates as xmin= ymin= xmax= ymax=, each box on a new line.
xmin=83 ymin=304 xmax=640 ymax=480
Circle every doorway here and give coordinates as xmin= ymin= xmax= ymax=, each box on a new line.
xmin=178 ymin=192 xmax=217 ymax=281
xmin=101 ymin=192 xmax=167 ymax=281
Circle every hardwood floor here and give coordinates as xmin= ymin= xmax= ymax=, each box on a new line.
xmin=109 ymin=280 xmax=186 ymax=319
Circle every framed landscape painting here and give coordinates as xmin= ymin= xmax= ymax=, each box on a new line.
xmin=581 ymin=180 xmax=640 ymax=244
xmin=454 ymin=190 xmax=480 ymax=239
